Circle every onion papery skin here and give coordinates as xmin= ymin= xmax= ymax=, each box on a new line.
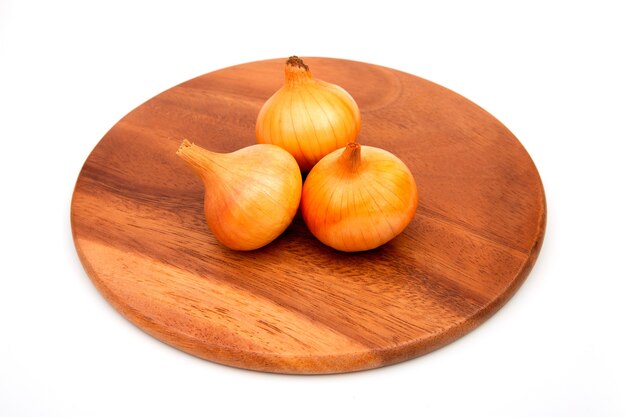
xmin=177 ymin=140 xmax=302 ymax=251
xmin=255 ymin=56 xmax=361 ymax=172
xmin=301 ymin=143 xmax=418 ymax=252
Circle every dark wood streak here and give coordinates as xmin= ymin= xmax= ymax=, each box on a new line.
xmin=71 ymin=57 xmax=546 ymax=374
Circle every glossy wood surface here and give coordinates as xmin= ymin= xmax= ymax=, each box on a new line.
xmin=71 ymin=57 xmax=546 ymax=374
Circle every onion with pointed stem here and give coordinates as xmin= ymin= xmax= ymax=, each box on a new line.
xmin=176 ymin=139 xmax=302 ymax=251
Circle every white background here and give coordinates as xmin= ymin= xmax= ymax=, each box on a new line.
xmin=1 ymin=1 xmax=625 ymax=416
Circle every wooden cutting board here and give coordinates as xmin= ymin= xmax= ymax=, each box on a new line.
xmin=71 ymin=57 xmax=546 ymax=374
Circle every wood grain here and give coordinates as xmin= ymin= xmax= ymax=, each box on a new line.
xmin=70 ymin=57 xmax=546 ymax=374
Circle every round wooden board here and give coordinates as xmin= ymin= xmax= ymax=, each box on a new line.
xmin=71 ymin=57 xmax=546 ymax=374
